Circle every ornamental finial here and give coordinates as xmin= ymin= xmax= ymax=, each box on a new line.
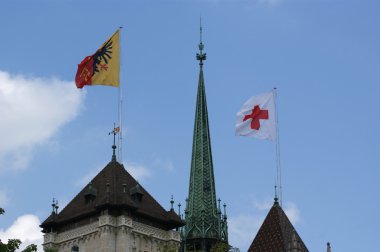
xmin=200 ymin=16 xmax=203 ymax=44
xmin=109 ymin=123 xmax=120 ymax=161
xmin=51 ymin=198 xmax=56 ymax=214
xmin=178 ymin=203 xmax=182 ymax=215
xmin=327 ymin=242 xmax=331 ymax=252
xmin=196 ymin=17 xmax=206 ymax=66
xmin=274 ymin=185 xmax=279 ymax=204
xmin=51 ymin=198 xmax=59 ymax=214
xmin=170 ymin=195 xmax=174 ymax=210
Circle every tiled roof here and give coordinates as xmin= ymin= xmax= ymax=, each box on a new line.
xmin=41 ymin=160 xmax=184 ymax=231
xmin=248 ymin=201 xmax=309 ymax=252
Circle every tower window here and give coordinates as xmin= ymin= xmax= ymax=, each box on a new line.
xmin=71 ymin=245 xmax=79 ymax=252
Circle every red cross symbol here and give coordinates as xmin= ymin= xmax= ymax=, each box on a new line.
xmin=243 ymin=105 xmax=269 ymax=130
xmin=99 ymin=63 xmax=108 ymax=71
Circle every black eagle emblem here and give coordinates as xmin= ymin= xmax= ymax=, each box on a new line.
xmin=92 ymin=39 xmax=113 ymax=75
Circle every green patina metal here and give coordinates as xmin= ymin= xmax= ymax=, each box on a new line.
xmin=182 ymin=25 xmax=228 ymax=251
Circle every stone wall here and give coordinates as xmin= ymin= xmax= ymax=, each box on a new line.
xmin=43 ymin=214 xmax=180 ymax=252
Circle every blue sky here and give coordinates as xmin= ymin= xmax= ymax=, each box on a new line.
xmin=0 ymin=0 xmax=379 ymax=251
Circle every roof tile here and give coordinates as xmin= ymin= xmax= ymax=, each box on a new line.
xmin=41 ymin=160 xmax=184 ymax=230
xmin=248 ymin=201 xmax=309 ymax=252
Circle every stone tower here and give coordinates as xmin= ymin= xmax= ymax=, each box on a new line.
xmin=182 ymin=26 xmax=228 ymax=251
xmin=40 ymin=142 xmax=184 ymax=252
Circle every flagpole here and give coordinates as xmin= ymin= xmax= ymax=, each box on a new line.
xmin=118 ymin=77 xmax=123 ymax=163
xmin=273 ymin=88 xmax=283 ymax=206
xmin=118 ymin=27 xmax=124 ymax=163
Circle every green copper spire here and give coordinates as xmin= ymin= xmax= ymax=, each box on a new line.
xmin=182 ymin=23 xmax=228 ymax=252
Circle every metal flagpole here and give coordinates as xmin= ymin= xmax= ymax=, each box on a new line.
xmin=118 ymin=27 xmax=124 ymax=163
xmin=273 ymin=88 xmax=283 ymax=206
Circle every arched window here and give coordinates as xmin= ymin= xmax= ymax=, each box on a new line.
xmin=71 ymin=244 xmax=79 ymax=252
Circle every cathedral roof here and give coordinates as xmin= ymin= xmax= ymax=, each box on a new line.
xmin=248 ymin=200 xmax=309 ymax=252
xmin=41 ymin=159 xmax=184 ymax=231
xmin=183 ymin=24 xmax=228 ymax=247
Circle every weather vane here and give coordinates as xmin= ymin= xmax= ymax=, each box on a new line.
xmin=109 ymin=123 xmax=120 ymax=161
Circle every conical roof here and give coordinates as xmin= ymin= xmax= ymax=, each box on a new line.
xmin=41 ymin=160 xmax=184 ymax=231
xmin=186 ymin=58 xmax=220 ymax=237
xmin=183 ymin=30 xmax=228 ymax=249
xmin=248 ymin=200 xmax=309 ymax=252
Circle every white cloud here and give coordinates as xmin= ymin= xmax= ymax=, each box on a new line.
xmin=125 ymin=162 xmax=152 ymax=182
xmin=0 ymin=214 xmax=43 ymax=252
xmin=253 ymin=198 xmax=273 ymax=211
xmin=284 ymin=201 xmax=301 ymax=224
xmin=228 ymin=196 xmax=268 ymax=250
xmin=152 ymin=153 xmax=175 ymax=172
xmin=228 ymin=214 xmax=264 ymax=251
xmin=228 ymin=214 xmax=265 ymax=249
xmin=75 ymin=164 xmax=104 ymax=188
xmin=0 ymin=70 xmax=85 ymax=171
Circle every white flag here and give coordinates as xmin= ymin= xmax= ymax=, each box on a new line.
xmin=235 ymin=91 xmax=276 ymax=141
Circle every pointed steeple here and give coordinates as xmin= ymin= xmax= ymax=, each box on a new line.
xmin=183 ymin=23 xmax=228 ymax=251
xmin=248 ymin=200 xmax=309 ymax=252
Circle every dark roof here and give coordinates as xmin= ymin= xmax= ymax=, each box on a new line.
xmin=248 ymin=200 xmax=309 ymax=252
xmin=41 ymin=160 xmax=184 ymax=230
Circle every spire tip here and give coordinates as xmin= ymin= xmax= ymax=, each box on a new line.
xmin=109 ymin=123 xmax=120 ymax=161
xmin=196 ymin=18 xmax=206 ymax=65
xmin=274 ymin=185 xmax=279 ymax=204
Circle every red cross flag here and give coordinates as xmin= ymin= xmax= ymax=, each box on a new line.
xmin=235 ymin=91 xmax=277 ymax=141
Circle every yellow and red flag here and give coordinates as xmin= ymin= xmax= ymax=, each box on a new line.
xmin=75 ymin=30 xmax=120 ymax=88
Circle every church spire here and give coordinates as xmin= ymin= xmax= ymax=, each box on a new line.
xmin=183 ymin=23 xmax=228 ymax=251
